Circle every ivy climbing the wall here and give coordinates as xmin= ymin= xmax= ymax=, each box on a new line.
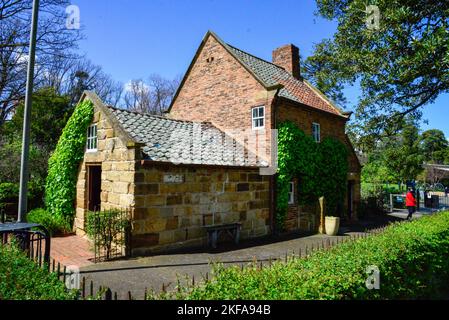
xmin=276 ymin=121 xmax=348 ymax=230
xmin=45 ymin=100 xmax=94 ymax=227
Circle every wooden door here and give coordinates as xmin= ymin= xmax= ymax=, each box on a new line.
xmin=87 ymin=165 xmax=102 ymax=212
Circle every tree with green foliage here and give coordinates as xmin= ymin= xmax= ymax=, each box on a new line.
xmin=305 ymin=0 xmax=449 ymax=149
xmin=0 ymin=88 xmax=74 ymax=212
xmin=383 ymin=121 xmax=424 ymax=183
xmin=361 ymin=152 xmax=396 ymax=185
xmin=419 ymin=129 xmax=449 ymax=164
xmin=4 ymin=87 xmax=73 ymax=149
xmin=361 ymin=119 xmax=424 ymax=185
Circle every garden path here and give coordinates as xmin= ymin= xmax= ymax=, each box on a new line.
xmin=51 ymin=213 xmax=406 ymax=300
xmin=51 ymin=234 xmax=94 ymax=268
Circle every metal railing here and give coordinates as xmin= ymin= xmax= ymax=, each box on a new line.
xmin=389 ymin=192 xmax=449 ymax=212
xmin=0 ymin=223 xmax=51 ymax=267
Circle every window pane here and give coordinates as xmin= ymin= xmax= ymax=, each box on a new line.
xmin=253 ymin=108 xmax=258 ymax=118
xmin=259 ymin=107 xmax=264 ymax=117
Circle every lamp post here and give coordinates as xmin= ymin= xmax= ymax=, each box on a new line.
xmin=18 ymin=0 xmax=40 ymax=222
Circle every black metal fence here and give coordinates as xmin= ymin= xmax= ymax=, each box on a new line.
xmin=86 ymin=209 xmax=132 ymax=263
xmin=48 ymin=258 xmax=147 ymax=300
xmin=75 ymin=227 xmax=388 ymax=300
xmin=1 ymin=218 xmax=391 ymax=300
xmin=389 ymin=192 xmax=449 ymax=212
xmin=0 ymin=224 xmax=51 ymax=268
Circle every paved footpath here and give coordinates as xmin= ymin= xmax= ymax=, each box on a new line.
xmin=51 ymin=235 xmax=94 ymax=268
xmin=51 ymin=214 xmax=408 ymax=300
xmin=79 ymin=232 xmax=368 ymax=300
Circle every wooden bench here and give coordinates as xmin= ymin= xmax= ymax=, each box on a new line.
xmin=204 ymin=223 xmax=242 ymax=249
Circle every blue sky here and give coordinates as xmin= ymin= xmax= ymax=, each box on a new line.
xmin=73 ymin=0 xmax=449 ymax=136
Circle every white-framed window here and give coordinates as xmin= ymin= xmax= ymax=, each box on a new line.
xmin=288 ymin=181 xmax=295 ymax=205
xmin=252 ymin=106 xmax=265 ymax=129
xmin=312 ymin=122 xmax=321 ymax=142
xmin=86 ymin=124 xmax=98 ymax=152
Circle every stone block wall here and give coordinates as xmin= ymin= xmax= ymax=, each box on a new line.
xmin=74 ymin=108 xmax=138 ymax=235
xmin=131 ymin=163 xmax=271 ymax=255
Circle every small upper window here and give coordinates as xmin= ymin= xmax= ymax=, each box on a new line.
xmin=252 ymin=106 xmax=265 ymax=129
xmin=312 ymin=123 xmax=321 ymax=143
xmin=86 ymin=124 xmax=98 ymax=152
xmin=288 ymin=181 xmax=295 ymax=205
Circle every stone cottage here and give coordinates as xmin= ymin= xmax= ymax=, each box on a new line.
xmin=74 ymin=31 xmax=361 ymax=255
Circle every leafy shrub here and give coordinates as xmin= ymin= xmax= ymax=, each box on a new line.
xmin=0 ymin=244 xmax=76 ymax=300
xmin=86 ymin=210 xmax=131 ymax=260
xmin=27 ymin=208 xmax=71 ymax=236
xmin=151 ymin=212 xmax=449 ymax=300
xmin=0 ymin=183 xmax=19 ymax=219
xmin=0 ymin=181 xmax=46 ymax=211
xmin=0 ymin=182 xmax=19 ymax=204
xmin=45 ymin=100 xmax=94 ymax=225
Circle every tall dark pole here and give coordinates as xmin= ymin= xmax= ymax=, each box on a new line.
xmin=18 ymin=0 xmax=40 ymax=222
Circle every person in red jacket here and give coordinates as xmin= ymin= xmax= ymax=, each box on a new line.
xmin=406 ymin=188 xmax=417 ymax=220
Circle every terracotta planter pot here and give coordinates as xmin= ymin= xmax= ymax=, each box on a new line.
xmin=325 ymin=216 xmax=340 ymax=236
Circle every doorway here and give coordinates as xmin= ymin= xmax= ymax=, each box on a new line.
xmin=347 ymin=180 xmax=354 ymax=219
xmin=87 ymin=165 xmax=102 ymax=212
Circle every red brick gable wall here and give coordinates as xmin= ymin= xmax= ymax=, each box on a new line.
xmin=169 ymin=35 xmax=274 ymax=132
xmin=277 ymin=100 xmax=360 ymax=174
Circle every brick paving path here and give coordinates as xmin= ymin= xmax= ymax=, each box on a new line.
xmin=50 ymin=235 xmax=94 ymax=268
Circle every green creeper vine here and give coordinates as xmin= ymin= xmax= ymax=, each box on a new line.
xmin=276 ymin=121 xmax=348 ymax=230
xmin=45 ymin=100 xmax=94 ymax=226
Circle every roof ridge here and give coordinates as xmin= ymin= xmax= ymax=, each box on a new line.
xmin=225 ymin=43 xmax=287 ymax=71
xmin=106 ymin=105 xmax=215 ymax=125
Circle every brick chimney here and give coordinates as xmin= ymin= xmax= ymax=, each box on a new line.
xmin=272 ymin=44 xmax=300 ymax=79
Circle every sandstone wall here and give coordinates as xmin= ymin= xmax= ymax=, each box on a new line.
xmin=131 ymin=164 xmax=271 ymax=255
xmin=74 ymin=108 xmax=138 ymax=235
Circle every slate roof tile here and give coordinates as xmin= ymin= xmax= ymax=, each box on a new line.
xmin=225 ymin=44 xmax=342 ymax=116
xmin=106 ymin=106 xmax=266 ymax=167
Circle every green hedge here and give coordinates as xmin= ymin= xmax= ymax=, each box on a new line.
xmin=153 ymin=212 xmax=449 ymax=300
xmin=0 ymin=244 xmax=76 ymax=300
xmin=27 ymin=208 xmax=71 ymax=236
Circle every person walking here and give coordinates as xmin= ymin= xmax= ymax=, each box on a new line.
xmin=406 ymin=188 xmax=417 ymax=220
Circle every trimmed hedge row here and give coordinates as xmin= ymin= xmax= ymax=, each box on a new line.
xmin=0 ymin=244 xmax=75 ymax=300
xmin=155 ymin=212 xmax=449 ymax=300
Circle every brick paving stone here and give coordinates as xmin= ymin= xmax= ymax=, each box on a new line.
xmin=50 ymin=235 xmax=94 ymax=268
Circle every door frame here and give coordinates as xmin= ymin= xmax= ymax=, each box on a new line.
xmin=86 ymin=163 xmax=102 ymax=212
